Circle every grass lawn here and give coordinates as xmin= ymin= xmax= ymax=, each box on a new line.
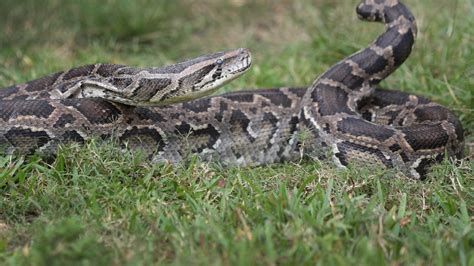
xmin=0 ymin=0 xmax=473 ymax=264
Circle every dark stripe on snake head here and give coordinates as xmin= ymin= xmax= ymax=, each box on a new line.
xmin=158 ymin=64 xmax=215 ymax=101
xmin=178 ymin=65 xmax=215 ymax=90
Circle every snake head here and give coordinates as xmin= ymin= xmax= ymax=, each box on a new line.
xmin=152 ymin=48 xmax=252 ymax=105
xmin=356 ymin=1 xmax=385 ymax=22
xmin=356 ymin=0 xmax=402 ymax=22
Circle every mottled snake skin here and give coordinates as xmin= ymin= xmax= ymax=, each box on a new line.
xmin=0 ymin=0 xmax=465 ymax=179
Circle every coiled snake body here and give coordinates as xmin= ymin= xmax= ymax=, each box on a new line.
xmin=0 ymin=0 xmax=465 ymax=179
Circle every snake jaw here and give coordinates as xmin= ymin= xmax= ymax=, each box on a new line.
xmin=190 ymin=48 xmax=252 ymax=93
xmin=148 ymin=48 xmax=252 ymax=106
xmin=142 ymin=48 xmax=251 ymax=106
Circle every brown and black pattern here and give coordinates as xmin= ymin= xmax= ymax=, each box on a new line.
xmin=0 ymin=0 xmax=465 ymax=179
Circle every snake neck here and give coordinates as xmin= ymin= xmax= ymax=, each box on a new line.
xmin=302 ymin=0 xmax=417 ymax=117
xmin=356 ymin=0 xmax=417 ymax=83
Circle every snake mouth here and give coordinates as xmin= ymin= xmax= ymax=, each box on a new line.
xmin=232 ymin=49 xmax=252 ymax=74
xmin=200 ymin=48 xmax=252 ymax=89
xmin=219 ymin=48 xmax=252 ymax=83
xmin=218 ymin=51 xmax=252 ymax=85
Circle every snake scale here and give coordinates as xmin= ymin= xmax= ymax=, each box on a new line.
xmin=0 ymin=0 xmax=465 ymax=179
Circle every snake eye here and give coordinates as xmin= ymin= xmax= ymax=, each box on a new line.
xmin=216 ymin=59 xmax=224 ymax=66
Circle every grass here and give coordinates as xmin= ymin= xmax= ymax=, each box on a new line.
xmin=0 ymin=0 xmax=473 ymax=265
